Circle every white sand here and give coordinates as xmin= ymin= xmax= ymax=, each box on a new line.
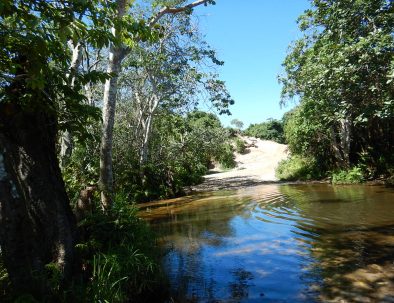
xmin=191 ymin=137 xmax=289 ymax=192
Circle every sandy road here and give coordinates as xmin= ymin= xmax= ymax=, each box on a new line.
xmin=190 ymin=137 xmax=289 ymax=192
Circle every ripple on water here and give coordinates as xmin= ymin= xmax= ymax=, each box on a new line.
xmin=141 ymin=184 xmax=394 ymax=302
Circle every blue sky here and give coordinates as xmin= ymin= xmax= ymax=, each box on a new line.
xmin=195 ymin=0 xmax=310 ymax=128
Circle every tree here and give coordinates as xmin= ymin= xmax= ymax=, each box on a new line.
xmin=99 ymin=0 xmax=217 ymax=209
xmin=118 ymin=11 xmax=232 ymax=170
xmin=0 ymin=0 xmax=104 ymax=296
xmin=280 ymin=0 xmax=394 ymax=173
xmin=244 ymin=119 xmax=285 ymax=143
xmin=230 ymin=119 xmax=244 ymax=130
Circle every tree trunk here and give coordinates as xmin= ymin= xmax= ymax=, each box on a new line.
xmin=339 ymin=118 xmax=351 ymax=167
xmin=60 ymin=129 xmax=73 ymax=167
xmin=100 ymin=47 xmax=121 ymax=210
xmin=60 ymin=41 xmax=83 ymax=167
xmin=99 ymin=0 xmax=128 ymax=210
xmin=330 ymin=118 xmax=352 ymax=169
xmin=139 ymin=113 xmax=153 ymax=166
xmin=139 ymin=94 xmax=159 ymax=167
xmin=0 ymin=103 xmax=76 ymax=298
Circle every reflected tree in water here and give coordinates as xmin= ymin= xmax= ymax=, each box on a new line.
xmin=280 ymin=185 xmax=394 ymax=302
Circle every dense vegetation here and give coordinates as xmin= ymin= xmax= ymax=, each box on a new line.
xmin=276 ymin=0 xmax=394 ymax=183
xmin=1 ymin=0 xmax=393 ymax=301
xmin=0 ymin=0 xmax=234 ymax=301
xmin=243 ymin=119 xmax=285 ymax=144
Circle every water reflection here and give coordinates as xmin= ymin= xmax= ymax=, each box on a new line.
xmin=139 ymin=184 xmax=394 ymax=302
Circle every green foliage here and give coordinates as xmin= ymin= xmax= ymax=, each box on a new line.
xmin=215 ymin=143 xmax=236 ymax=169
xmin=62 ymin=125 xmax=101 ymax=205
xmin=280 ymin=0 xmax=394 ymax=177
xmin=275 ymin=155 xmax=320 ymax=181
xmin=244 ymin=119 xmax=285 ymax=144
xmin=225 ymin=127 xmax=238 ymax=138
xmin=0 ymin=0 xmax=108 ymax=139
xmin=234 ymin=137 xmax=246 ymax=154
xmin=1 ymin=0 xmax=228 ymax=301
xmin=283 ymin=104 xmax=334 ymax=171
xmin=331 ymin=167 xmax=365 ymax=185
xmin=230 ymin=118 xmax=244 ymax=130
xmin=112 ymin=110 xmax=234 ymax=201
xmin=77 ymin=196 xmax=165 ymax=303
xmin=44 ymin=263 xmax=63 ymax=294
xmin=89 ymin=254 xmax=127 ymax=303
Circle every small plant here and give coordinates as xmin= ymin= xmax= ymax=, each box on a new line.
xmin=89 ymin=254 xmax=127 ymax=303
xmin=331 ymin=166 xmax=364 ymax=184
xmin=45 ymin=263 xmax=63 ymax=294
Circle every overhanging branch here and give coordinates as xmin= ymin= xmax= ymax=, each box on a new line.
xmin=149 ymin=0 xmax=211 ymax=27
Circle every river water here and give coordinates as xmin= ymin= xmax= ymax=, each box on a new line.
xmin=139 ymin=184 xmax=394 ymax=302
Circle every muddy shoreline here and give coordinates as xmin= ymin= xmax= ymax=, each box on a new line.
xmin=186 ymin=177 xmax=390 ymax=194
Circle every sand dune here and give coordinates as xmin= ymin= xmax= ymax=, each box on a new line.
xmin=191 ymin=136 xmax=289 ymax=192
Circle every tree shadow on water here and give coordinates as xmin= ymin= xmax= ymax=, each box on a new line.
xmin=228 ymin=268 xmax=254 ymax=302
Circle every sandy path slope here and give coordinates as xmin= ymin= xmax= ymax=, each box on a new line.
xmin=191 ymin=137 xmax=289 ymax=192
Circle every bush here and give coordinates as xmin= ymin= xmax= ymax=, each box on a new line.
xmin=331 ymin=166 xmax=364 ymax=184
xmin=275 ymin=155 xmax=320 ymax=181
xmin=244 ymin=119 xmax=285 ymax=143
xmin=234 ymin=137 xmax=246 ymax=154
xmin=74 ymin=194 xmax=167 ymax=303
xmin=216 ymin=143 xmax=236 ymax=169
xmin=225 ymin=127 xmax=238 ymax=137
xmin=386 ymin=170 xmax=394 ymax=186
xmin=0 ymin=193 xmax=166 ymax=303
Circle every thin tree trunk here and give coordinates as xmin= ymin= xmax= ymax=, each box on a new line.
xmin=330 ymin=126 xmax=344 ymax=166
xmin=139 ymin=93 xmax=159 ymax=167
xmin=0 ymin=102 xmax=76 ymax=298
xmin=139 ymin=111 xmax=153 ymax=166
xmin=60 ymin=41 xmax=83 ymax=167
xmin=60 ymin=129 xmax=73 ymax=167
xmin=99 ymin=0 xmax=128 ymax=210
xmin=330 ymin=118 xmax=352 ymax=169
xmin=339 ymin=118 xmax=351 ymax=167
xmin=99 ymin=46 xmax=125 ymax=209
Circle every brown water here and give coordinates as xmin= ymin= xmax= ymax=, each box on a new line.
xmin=139 ymin=184 xmax=394 ymax=302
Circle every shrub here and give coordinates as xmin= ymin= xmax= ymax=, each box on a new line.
xmin=386 ymin=169 xmax=394 ymax=186
xmin=275 ymin=155 xmax=320 ymax=181
xmin=331 ymin=166 xmax=364 ymax=184
xmin=216 ymin=143 xmax=236 ymax=169
xmin=244 ymin=119 xmax=285 ymax=143
xmin=234 ymin=137 xmax=246 ymax=154
xmin=75 ymin=195 xmax=167 ymax=303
